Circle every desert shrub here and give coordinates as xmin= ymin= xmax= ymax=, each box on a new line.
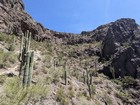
xmin=0 ymin=33 xmax=16 ymax=44
xmin=56 ymin=88 xmax=69 ymax=105
xmin=121 ymin=76 xmax=137 ymax=88
xmin=0 ymin=50 xmax=17 ymax=68
xmin=115 ymin=91 xmax=129 ymax=103
xmin=68 ymin=84 xmax=75 ymax=98
xmin=0 ymin=34 xmax=10 ymax=42
xmin=103 ymin=94 xmax=113 ymax=105
xmin=50 ymin=67 xmax=63 ymax=84
xmin=30 ymin=39 xmax=39 ymax=51
xmin=110 ymin=66 xmax=115 ymax=79
xmin=0 ymin=77 xmax=49 ymax=105
xmin=0 ymin=75 xmax=7 ymax=84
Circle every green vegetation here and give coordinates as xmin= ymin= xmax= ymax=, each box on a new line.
xmin=56 ymin=88 xmax=69 ymax=105
xmin=103 ymin=93 xmax=113 ymax=105
xmin=115 ymin=91 xmax=130 ymax=103
xmin=63 ymin=61 xmax=67 ymax=85
xmin=121 ymin=76 xmax=137 ymax=88
xmin=0 ymin=49 xmax=17 ymax=68
xmin=0 ymin=33 xmax=17 ymax=51
xmin=18 ymin=31 xmax=34 ymax=87
xmin=0 ymin=77 xmax=49 ymax=105
xmin=0 ymin=75 xmax=7 ymax=84
xmin=0 ymin=32 xmax=138 ymax=105
xmin=110 ymin=66 xmax=115 ymax=79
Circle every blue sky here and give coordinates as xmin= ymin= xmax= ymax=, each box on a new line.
xmin=23 ymin=0 xmax=140 ymax=34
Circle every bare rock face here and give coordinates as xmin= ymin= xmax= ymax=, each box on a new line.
xmin=98 ymin=18 xmax=140 ymax=78
xmin=0 ymin=0 xmax=51 ymax=39
xmin=102 ymin=18 xmax=138 ymax=58
xmin=81 ymin=23 xmax=111 ymax=41
xmin=0 ymin=0 xmax=82 ymax=43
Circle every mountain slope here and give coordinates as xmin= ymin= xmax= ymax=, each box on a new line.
xmin=0 ymin=0 xmax=140 ymax=105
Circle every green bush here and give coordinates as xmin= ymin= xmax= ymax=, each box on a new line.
xmin=103 ymin=93 xmax=113 ymax=105
xmin=0 ymin=33 xmax=15 ymax=44
xmin=68 ymin=84 xmax=75 ymax=98
xmin=121 ymin=76 xmax=137 ymax=88
xmin=0 ymin=34 xmax=9 ymax=42
xmin=0 ymin=75 xmax=7 ymax=84
xmin=115 ymin=91 xmax=129 ymax=103
xmin=0 ymin=77 xmax=49 ymax=105
xmin=56 ymin=88 xmax=69 ymax=105
xmin=0 ymin=50 xmax=17 ymax=68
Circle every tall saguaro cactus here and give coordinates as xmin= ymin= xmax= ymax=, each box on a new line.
xmin=64 ymin=62 xmax=67 ymax=85
xmin=83 ymin=62 xmax=93 ymax=98
xmin=18 ymin=30 xmax=34 ymax=87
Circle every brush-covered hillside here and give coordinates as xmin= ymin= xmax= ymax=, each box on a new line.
xmin=0 ymin=0 xmax=140 ymax=105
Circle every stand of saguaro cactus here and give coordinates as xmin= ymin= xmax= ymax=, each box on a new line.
xmin=18 ymin=31 xmax=34 ymax=87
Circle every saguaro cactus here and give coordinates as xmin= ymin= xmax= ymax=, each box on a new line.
xmin=64 ymin=63 xmax=67 ymax=85
xmin=84 ymin=63 xmax=93 ymax=98
xmin=83 ymin=71 xmax=86 ymax=84
xmin=18 ymin=30 xmax=34 ymax=87
xmin=27 ymin=51 xmax=34 ymax=86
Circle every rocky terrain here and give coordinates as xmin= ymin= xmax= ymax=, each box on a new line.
xmin=0 ymin=0 xmax=140 ymax=105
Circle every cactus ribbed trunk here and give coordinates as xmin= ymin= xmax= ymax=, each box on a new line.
xmin=27 ymin=51 xmax=34 ymax=86
xmin=86 ymin=69 xmax=93 ymax=98
xmin=19 ymin=30 xmax=34 ymax=87
xmin=19 ymin=34 xmax=24 ymax=77
xmin=23 ymin=52 xmax=30 ymax=86
xmin=64 ymin=66 xmax=67 ymax=85
xmin=83 ymin=71 xmax=86 ymax=84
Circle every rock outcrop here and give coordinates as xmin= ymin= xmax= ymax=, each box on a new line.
xmin=0 ymin=0 xmax=81 ymax=43
xmin=80 ymin=18 xmax=140 ymax=79
xmin=98 ymin=18 xmax=140 ymax=78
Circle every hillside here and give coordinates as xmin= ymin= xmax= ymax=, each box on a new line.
xmin=0 ymin=0 xmax=140 ymax=105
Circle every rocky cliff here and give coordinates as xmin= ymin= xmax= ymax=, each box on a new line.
xmin=100 ymin=19 xmax=140 ymax=78
xmin=0 ymin=0 xmax=81 ymax=43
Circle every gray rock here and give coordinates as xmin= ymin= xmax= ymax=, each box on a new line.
xmin=99 ymin=19 xmax=140 ymax=78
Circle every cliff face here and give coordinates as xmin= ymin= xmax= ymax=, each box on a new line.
xmin=0 ymin=0 xmax=82 ymax=43
xmin=0 ymin=0 xmax=140 ymax=79
xmin=0 ymin=0 xmax=53 ymax=40
xmin=99 ymin=19 xmax=140 ymax=78
xmin=81 ymin=18 xmax=140 ymax=78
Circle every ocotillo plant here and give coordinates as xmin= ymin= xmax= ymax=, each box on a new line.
xmin=18 ymin=30 xmax=34 ymax=87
